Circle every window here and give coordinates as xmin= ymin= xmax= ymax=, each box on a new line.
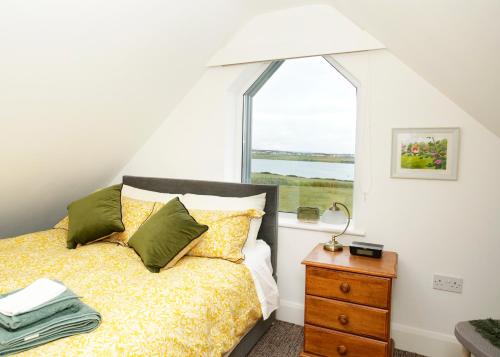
xmin=242 ymin=56 xmax=357 ymax=216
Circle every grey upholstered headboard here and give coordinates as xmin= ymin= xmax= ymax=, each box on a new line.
xmin=122 ymin=176 xmax=279 ymax=279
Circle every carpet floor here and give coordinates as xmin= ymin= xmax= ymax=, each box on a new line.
xmin=248 ymin=321 xmax=426 ymax=357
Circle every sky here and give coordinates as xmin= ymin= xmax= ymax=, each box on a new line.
xmin=252 ymin=56 xmax=357 ymax=155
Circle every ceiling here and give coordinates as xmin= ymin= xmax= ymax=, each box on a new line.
xmin=207 ymin=4 xmax=384 ymax=66
xmin=0 ymin=0 xmax=311 ymax=236
xmin=329 ymin=0 xmax=500 ymax=137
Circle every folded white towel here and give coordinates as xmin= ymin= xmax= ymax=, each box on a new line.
xmin=0 ymin=279 xmax=66 ymax=316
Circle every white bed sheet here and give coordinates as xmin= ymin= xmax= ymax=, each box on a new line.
xmin=243 ymin=240 xmax=279 ymax=320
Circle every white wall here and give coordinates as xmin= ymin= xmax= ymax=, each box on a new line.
xmin=207 ymin=4 xmax=384 ymax=66
xmin=116 ymin=47 xmax=500 ymax=357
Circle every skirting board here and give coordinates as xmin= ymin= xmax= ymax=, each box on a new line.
xmin=276 ymin=299 xmax=462 ymax=357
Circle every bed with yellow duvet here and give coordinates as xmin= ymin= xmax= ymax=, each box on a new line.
xmin=0 ymin=176 xmax=279 ymax=356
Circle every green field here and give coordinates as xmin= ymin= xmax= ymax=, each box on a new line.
xmin=252 ymin=150 xmax=354 ymax=164
xmin=251 ymin=172 xmax=353 ymax=213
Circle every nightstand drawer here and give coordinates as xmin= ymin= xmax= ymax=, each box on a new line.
xmin=304 ymin=324 xmax=388 ymax=357
xmin=305 ymin=295 xmax=389 ymax=340
xmin=306 ymin=267 xmax=391 ymax=309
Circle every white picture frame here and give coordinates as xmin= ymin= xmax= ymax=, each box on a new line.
xmin=391 ymin=127 xmax=460 ymax=180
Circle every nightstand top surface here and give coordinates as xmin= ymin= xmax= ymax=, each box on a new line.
xmin=302 ymin=244 xmax=398 ymax=278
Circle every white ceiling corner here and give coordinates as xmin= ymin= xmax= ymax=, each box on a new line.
xmin=207 ymin=4 xmax=385 ymax=66
xmin=329 ymin=0 xmax=500 ymax=137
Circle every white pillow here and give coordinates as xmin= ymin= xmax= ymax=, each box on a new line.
xmin=121 ymin=185 xmax=181 ymax=203
xmin=180 ymin=193 xmax=266 ymax=248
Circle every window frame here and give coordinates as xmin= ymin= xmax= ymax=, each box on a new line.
xmin=241 ymin=56 xmax=361 ymax=222
xmin=241 ymin=60 xmax=284 ymax=182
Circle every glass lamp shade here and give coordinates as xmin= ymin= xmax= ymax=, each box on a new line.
xmin=322 ymin=202 xmax=351 ymax=252
xmin=321 ymin=207 xmax=348 ymax=225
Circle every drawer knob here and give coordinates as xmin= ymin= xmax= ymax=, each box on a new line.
xmin=337 ymin=345 xmax=348 ymax=355
xmin=340 ymin=282 xmax=350 ymax=293
xmin=338 ymin=314 xmax=349 ymax=325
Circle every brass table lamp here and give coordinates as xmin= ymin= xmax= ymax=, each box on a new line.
xmin=321 ymin=202 xmax=351 ymax=252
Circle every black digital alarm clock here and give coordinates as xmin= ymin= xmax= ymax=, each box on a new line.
xmin=349 ymin=241 xmax=384 ymax=258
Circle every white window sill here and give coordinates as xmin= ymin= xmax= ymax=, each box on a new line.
xmin=278 ymin=212 xmax=365 ymax=236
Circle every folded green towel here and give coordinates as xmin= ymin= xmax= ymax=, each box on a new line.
xmin=0 ymin=290 xmax=101 ymax=356
xmin=470 ymin=319 xmax=500 ymax=348
xmin=0 ymin=289 xmax=81 ymax=331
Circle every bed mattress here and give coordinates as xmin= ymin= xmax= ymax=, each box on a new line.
xmin=0 ymin=229 xmax=262 ymax=356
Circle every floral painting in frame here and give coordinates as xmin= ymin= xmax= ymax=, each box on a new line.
xmin=391 ymin=127 xmax=460 ymax=180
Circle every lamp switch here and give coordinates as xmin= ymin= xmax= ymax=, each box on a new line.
xmin=433 ymin=274 xmax=463 ymax=293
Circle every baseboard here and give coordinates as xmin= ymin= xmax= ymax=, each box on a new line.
xmin=391 ymin=323 xmax=462 ymax=357
xmin=276 ymin=299 xmax=305 ymax=326
xmin=276 ymin=299 xmax=462 ymax=357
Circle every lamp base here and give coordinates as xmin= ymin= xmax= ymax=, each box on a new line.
xmin=323 ymin=240 xmax=343 ymax=252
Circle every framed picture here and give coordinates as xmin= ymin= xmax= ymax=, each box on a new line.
xmin=391 ymin=127 xmax=460 ymax=180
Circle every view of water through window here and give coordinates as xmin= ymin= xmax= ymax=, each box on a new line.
xmin=249 ymin=56 xmax=356 ymax=214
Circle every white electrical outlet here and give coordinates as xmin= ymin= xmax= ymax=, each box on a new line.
xmin=433 ymin=274 xmax=463 ymax=293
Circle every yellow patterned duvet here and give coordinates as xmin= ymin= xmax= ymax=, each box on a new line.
xmin=0 ymin=229 xmax=262 ymax=356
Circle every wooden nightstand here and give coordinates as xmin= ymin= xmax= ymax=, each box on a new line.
xmin=301 ymin=244 xmax=398 ymax=357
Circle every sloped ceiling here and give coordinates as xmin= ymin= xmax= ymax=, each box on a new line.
xmin=329 ymin=0 xmax=500 ymax=137
xmin=207 ymin=4 xmax=384 ymax=66
xmin=0 ymin=0 xmax=312 ymax=237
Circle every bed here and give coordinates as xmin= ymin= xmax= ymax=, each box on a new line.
xmin=0 ymin=176 xmax=278 ymax=356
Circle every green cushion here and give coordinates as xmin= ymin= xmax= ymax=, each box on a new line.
xmin=67 ymin=184 xmax=125 ymax=249
xmin=128 ymin=198 xmax=208 ymax=273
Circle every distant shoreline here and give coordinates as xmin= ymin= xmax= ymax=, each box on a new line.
xmin=252 ymin=150 xmax=355 ymax=164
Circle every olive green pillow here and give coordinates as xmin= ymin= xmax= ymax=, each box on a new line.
xmin=67 ymin=184 xmax=125 ymax=249
xmin=128 ymin=198 xmax=208 ymax=273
